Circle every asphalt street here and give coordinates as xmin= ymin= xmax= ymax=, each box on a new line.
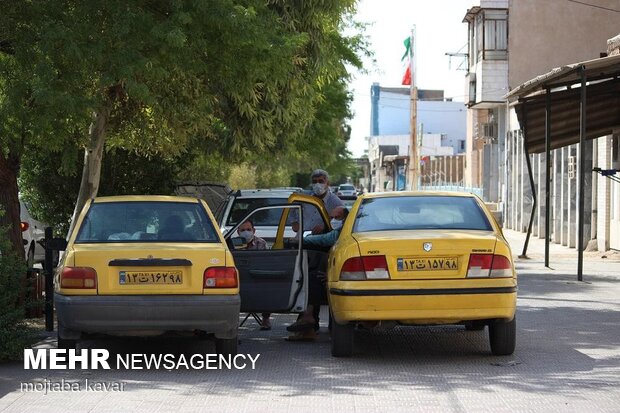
xmin=1 ymin=229 xmax=619 ymax=413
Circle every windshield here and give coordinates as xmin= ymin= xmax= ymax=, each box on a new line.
xmin=353 ymin=196 xmax=492 ymax=233
xmin=226 ymin=197 xmax=287 ymax=226
xmin=76 ymin=201 xmax=219 ymax=243
xmin=339 ymin=185 xmax=355 ymax=190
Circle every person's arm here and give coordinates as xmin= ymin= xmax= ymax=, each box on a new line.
xmin=303 ymin=229 xmax=340 ymax=248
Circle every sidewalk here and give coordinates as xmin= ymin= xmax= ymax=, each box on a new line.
xmin=502 ymin=227 xmax=620 ymax=280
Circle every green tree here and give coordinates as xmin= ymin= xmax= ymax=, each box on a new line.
xmin=2 ymin=0 xmax=368 ymax=255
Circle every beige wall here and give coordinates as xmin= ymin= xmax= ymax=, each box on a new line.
xmin=508 ymin=0 xmax=620 ymax=88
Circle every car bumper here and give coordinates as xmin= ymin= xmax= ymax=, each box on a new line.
xmin=328 ymin=285 xmax=516 ymax=324
xmin=55 ymin=294 xmax=240 ymax=339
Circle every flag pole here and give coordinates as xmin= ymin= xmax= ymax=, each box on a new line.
xmin=408 ymin=26 xmax=419 ymax=191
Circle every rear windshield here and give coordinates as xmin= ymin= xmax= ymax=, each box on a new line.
xmin=75 ymin=201 xmax=219 ymax=243
xmin=226 ymin=197 xmax=287 ymax=226
xmin=353 ymin=196 xmax=492 ymax=233
xmin=339 ymin=185 xmax=355 ymax=190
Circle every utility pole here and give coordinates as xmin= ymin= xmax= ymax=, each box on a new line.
xmin=408 ymin=27 xmax=419 ymax=190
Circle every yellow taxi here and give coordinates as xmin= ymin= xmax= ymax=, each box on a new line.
xmin=327 ymin=191 xmax=517 ymax=357
xmin=55 ymin=196 xmax=239 ymax=354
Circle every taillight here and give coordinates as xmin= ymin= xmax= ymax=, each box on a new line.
xmin=340 ymin=256 xmax=390 ymax=281
xmin=340 ymin=257 xmax=365 ymax=280
xmin=20 ymin=222 xmax=29 ymax=232
xmin=60 ymin=267 xmax=97 ymax=289
xmin=490 ymin=255 xmax=512 ymax=277
xmin=204 ymin=267 xmax=238 ymax=288
xmin=467 ymin=254 xmax=512 ymax=278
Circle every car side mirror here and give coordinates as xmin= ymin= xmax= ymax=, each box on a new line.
xmin=227 ymin=236 xmax=247 ymax=250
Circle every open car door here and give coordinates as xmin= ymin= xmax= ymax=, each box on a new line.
xmin=225 ymin=204 xmax=307 ymax=314
xmin=224 ymin=195 xmax=332 ymax=315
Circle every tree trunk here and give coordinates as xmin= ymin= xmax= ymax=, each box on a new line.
xmin=0 ymin=151 xmax=24 ymax=260
xmin=67 ymin=103 xmax=113 ymax=237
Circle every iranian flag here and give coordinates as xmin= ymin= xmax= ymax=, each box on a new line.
xmin=401 ymin=36 xmax=412 ymax=86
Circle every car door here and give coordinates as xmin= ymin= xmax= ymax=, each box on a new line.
xmin=225 ymin=204 xmax=307 ymax=314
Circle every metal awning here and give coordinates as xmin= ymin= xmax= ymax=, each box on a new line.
xmin=505 ymin=54 xmax=620 ymax=154
xmin=504 ymin=52 xmax=620 ymax=281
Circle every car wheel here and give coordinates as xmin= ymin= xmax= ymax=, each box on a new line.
xmin=488 ymin=317 xmax=516 ymax=356
xmin=215 ymin=336 xmax=238 ymax=356
xmin=465 ymin=321 xmax=486 ymax=331
xmin=330 ymin=314 xmax=354 ymax=357
xmin=57 ymin=334 xmax=77 ymax=350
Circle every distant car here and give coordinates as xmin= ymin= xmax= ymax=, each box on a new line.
xmin=54 ymin=195 xmax=240 ymax=353
xmin=327 ymin=192 xmax=517 ymax=357
xmin=20 ymin=200 xmax=47 ymax=267
xmin=336 ymin=184 xmax=357 ymax=199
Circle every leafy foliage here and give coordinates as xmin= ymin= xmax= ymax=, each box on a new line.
xmin=0 ymin=208 xmax=36 ymax=361
xmin=3 ymin=0 xmax=369 ymax=234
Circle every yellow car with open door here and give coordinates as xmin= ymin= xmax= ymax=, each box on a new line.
xmin=55 ymin=196 xmax=240 ymax=354
xmin=327 ymin=191 xmax=517 ymax=357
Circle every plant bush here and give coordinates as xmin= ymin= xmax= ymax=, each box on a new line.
xmin=0 ymin=209 xmax=37 ymax=361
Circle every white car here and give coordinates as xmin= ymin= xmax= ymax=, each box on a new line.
xmin=20 ymin=200 xmax=48 ymax=267
xmin=336 ymin=184 xmax=357 ymax=199
xmin=219 ymin=189 xmax=296 ymax=245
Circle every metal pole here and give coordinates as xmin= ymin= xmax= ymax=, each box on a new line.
xmin=577 ymin=65 xmax=586 ymax=281
xmin=407 ymin=27 xmax=419 ymax=190
xmin=520 ymin=107 xmax=537 ymax=258
xmin=44 ymin=226 xmax=54 ymax=331
xmin=545 ymin=88 xmax=551 ymax=267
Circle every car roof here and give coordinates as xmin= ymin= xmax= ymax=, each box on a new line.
xmin=362 ymin=191 xmax=477 ymax=199
xmin=236 ymin=189 xmax=293 ymax=198
xmin=92 ymin=195 xmax=200 ymax=203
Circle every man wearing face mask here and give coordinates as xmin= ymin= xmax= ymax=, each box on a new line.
xmin=305 ymin=169 xmax=344 ymax=234
xmin=286 ymin=170 xmax=344 ymax=341
xmin=237 ymin=219 xmax=267 ymax=250
xmin=237 ymin=219 xmax=270 ymax=330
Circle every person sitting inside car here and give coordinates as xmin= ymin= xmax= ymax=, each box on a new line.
xmin=237 ymin=219 xmax=270 ymax=330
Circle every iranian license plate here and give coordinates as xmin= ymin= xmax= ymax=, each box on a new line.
xmin=119 ymin=271 xmax=183 ymax=284
xmin=397 ymin=257 xmax=458 ymax=271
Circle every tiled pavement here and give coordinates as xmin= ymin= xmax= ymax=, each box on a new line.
xmin=1 ymin=229 xmax=619 ymax=412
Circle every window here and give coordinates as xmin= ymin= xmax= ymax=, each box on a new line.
xmin=353 ymin=196 xmax=492 ymax=233
xmin=76 ymin=201 xmax=218 ymax=243
xmin=472 ymin=9 xmax=508 ymax=62
xmin=227 ymin=198 xmax=287 ymax=226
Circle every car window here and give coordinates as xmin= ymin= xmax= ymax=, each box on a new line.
xmin=75 ymin=201 xmax=219 ymax=243
xmin=226 ymin=197 xmax=287 ymax=226
xmin=353 ymin=196 xmax=492 ymax=232
xmin=339 ymin=185 xmax=355 ymax=190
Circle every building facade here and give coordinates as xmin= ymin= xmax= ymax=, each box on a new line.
xmin=463 ymin=0 xmax=620 ymax=251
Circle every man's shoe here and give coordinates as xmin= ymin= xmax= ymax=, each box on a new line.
xmin=285 ymin=330 xmax=317 ymax=342
xmin=286 ymin=319 xmax=315 ymax=332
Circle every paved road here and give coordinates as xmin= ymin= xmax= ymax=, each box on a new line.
xmin=1 ymin=229 xmax=619 ymax=413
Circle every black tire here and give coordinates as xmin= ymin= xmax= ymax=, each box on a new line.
xmin=330 ymin=315 xmax=354 ymax=357
xmin=215 ymin=336 xmax=238 ymax=356
xmin=489 ymin=317 xmax=516 ymax=356
xmin=465 ymin=321 xmax=486 ymax=331
xmin=57 ymin=334 xmax=77 ymax=350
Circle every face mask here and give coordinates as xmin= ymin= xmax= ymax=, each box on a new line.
xmin=312 ymin=183 xmax=327 ymax=196
xmin=239 ymin=230 xmax=253 ymax=243
xmin=330 ymin=219 xmax=343 ymax=230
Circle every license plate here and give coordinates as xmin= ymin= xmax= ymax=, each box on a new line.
xmin=119 ymin=271 xmax=183 ymax=284
xmin=397 ymin=257 xmax=458 ymax=271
